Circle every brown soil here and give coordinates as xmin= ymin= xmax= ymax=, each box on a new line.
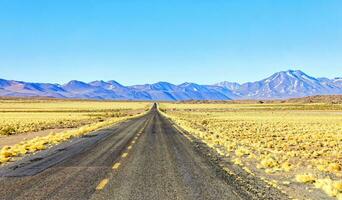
xmin=0 ymin=128 xmax=74 ymax=148
xmin=0 ymin=109 xmax=146 ymax=148
xmin=179 ymin=95 xmax=342 ymax=104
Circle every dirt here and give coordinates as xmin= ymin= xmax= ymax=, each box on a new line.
xmin=167 ymin=119 xmax=290 ymax=200
xmin=0 ymin=128 xmax=75 ymax=148
xmin=169 ymin=121 xmax=336 ymax=200
xmin=125 ymin=109 xmax=146 ymax=116
xmin=179 ymin=95 xmax=342 ymax=104
xmin=0 ymin=109 xmax=146 ymax=148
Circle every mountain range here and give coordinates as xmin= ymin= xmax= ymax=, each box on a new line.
xmin=1 ymin=70 xmax=341 ymax=101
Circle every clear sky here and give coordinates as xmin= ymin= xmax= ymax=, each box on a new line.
xmin=0 ymin=0 xmax=341 ymax=85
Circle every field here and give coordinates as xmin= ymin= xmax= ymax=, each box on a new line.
xmin=160 ymin=103 xmax=342 ymax=199
xmin=0 ymin=99 xmax=150 ymax=164
xmin=0 ymin=100 xmax=149 ymax=136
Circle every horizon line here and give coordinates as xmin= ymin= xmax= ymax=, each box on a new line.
xmin=1 ymin=69 xmax=341 ymax=86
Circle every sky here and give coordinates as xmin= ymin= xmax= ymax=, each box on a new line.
xmin=0 ymin=0 xmax=341 ymax=85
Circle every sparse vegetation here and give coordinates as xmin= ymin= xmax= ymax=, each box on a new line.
xmin=160 ymin=102 xmax=342 ymax=199
xmin=0 ymin=100 xmax=149 ymax=136
xmin=0 ymin=99 xmax=150 ymax=164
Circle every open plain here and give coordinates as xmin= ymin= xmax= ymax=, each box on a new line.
xmin=0 ymin=99 xmax=340 ymax=199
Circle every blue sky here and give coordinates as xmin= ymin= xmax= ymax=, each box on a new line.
xmin=0 ymin=0 xmax=341 ymax=85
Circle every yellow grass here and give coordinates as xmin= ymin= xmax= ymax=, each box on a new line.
xmin=0 ymin=99 xmax=150 ymax=164
xmin=0 ymin=99 xmax=149 ymax=112
xmin=0 ymin=114 xmax=143 ymax=164
xmin=0 ymin=100 xmax=149 ymax=135
xmin=160 ymin=102 xmax=342 ymax=199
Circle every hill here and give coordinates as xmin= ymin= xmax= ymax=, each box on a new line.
xmin=1 ymin=70 xmax=341 ymax=101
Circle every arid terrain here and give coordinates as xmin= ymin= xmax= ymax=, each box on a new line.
xmin=160 ymin=101 xmax=342 ymax=199
xmin=0 ymin=98 xmax=341 ymax=199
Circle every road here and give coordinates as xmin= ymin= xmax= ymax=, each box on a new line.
xmin=0 ymin=105 xmax=287 ymax=200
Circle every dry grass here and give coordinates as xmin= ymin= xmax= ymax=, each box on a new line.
xmin=0 ymin=100 xmax=149 ymax=135
xmin=0 ymin=114 xmax=143 ymax=164
xmin=0 ymin=99 xmax=150 ymax=164
xmin=160 ymin=102 xmax=342 ymax=199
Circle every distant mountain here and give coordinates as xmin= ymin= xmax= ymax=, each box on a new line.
xmin=216 ymin=70 xmax=342 ymax=99
xmin=332 ymin=77 xmax=342 ymax=88
xmin=0 ymin=79 xmax=67 ymax=98
xmin=177 ymin=82 xmax=231 ymax=100
xmin=129 ymin=82 xmax=231 ymax=101
xmin=214 ymin=81 xmax=241 ymax=91
xmin=0 ymin=70 xmax=341 ymax=100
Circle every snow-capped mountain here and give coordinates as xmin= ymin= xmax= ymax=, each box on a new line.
xmin=129 ymin=82 xmax=231 ymax=100
xmin=0 ymin=70 xmax=341 ymax=100
xmin=216 ymin=70 xmax=342 ymax=99
xmin=332 ymin=77 xmax=342 ymax=88
xmin=241 ymin=70 xmax=341 ymax=99
xmin=214 ymin=81 xmax=241 ymax=91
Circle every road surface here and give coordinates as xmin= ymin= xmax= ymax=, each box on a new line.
xmin=0 ymin=105 xmax=287 ymax=200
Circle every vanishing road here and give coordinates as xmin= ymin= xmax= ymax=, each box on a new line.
xmin=0 ymin=104 xmax=287 ymax=200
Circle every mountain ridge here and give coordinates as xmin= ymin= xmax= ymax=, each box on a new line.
xmin=1 ymin=70 xmax=341 ymax=101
